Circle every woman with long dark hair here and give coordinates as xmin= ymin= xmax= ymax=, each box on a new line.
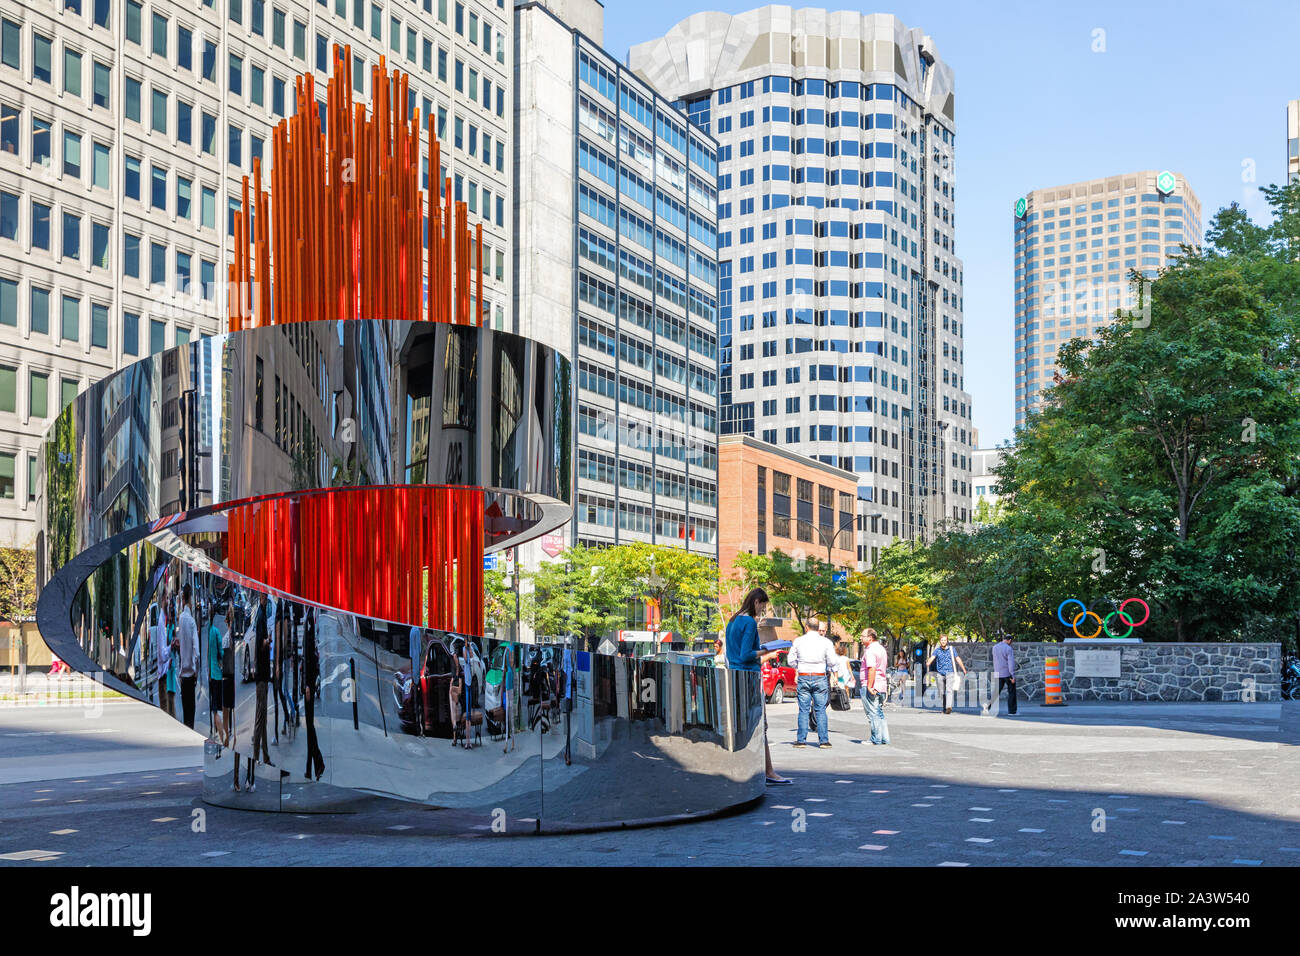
xmin=724 ymin=587 xmax=791 ymax=785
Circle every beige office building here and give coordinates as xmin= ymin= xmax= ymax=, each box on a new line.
xmin=1013 ymin=170 xmax=1201 ymax=427
xmin=0 ymin=0 xmax=513 ymax=545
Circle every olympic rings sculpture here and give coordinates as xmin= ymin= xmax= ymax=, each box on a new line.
xmin=1057 ymin=598 xmax=1150 ymax=639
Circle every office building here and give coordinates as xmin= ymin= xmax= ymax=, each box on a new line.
xmin=718 ymin=432 xmax=858 ymax=637
xmin=630 ymin=6 xmax=973 ymax=559
xmin=1288 ymin=99 xmax=1299 ymax=183
xmin=970 ymin=444 xmax=1007 ymax=523
xmin=1013 ymin=170 xmax=1202 ymax=426
xmin=515 ymin=0 xmax=720 ymax=555
xmin=0 ymin=0 xmax=512 ymax=542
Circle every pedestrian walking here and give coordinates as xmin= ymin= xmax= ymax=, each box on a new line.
xmin=789 ymin=617 xmax=838 ymax=749
xmin=725 ymin=587 xmax=791 ymax=784
xmin=178 ymin=585 xmax=200 ymax=729
xmin=993 ymin=633 xmax=1018 ymax=715
xmin=859 ymin=628 xmax=891 ymax=745
xmin=926 ymin=633 xmax=967 ymax=714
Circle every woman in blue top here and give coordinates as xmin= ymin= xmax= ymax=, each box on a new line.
xmin=725 ymin=588 xmax=790 ymax=785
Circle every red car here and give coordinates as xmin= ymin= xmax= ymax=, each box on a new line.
xmin=761 ymin=651 xmax=797 ymax=704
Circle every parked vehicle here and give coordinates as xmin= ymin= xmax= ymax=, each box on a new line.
xmin=394 ymin=636 xmax=457 ymax=737
xmin=762 ymin=651 xmax=797 ymax=704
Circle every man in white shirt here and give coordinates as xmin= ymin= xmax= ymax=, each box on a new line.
xmin=788 ymin=617 xmax=839 ymax=748
xmin=177 ymin=584 xmax=200 ymax=729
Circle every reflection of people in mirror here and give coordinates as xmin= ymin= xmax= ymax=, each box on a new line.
xmin=179 ymin=585 xmax=200 ymax=729
xmin=303 ymin=608 xmax=325 ymax=781
xmin=248 ymin=592 xmax=273 ymax=792
xmin=208 ymin=601 xmax=227 ymax=746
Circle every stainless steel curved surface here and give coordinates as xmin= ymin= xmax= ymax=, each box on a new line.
xmin=34 ymin=319 xmax=765 ymax=830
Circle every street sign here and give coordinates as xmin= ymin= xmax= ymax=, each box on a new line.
xmin=1156 ymin=170 xmax=1176 ymax=195
xmin=832 ymin=570 xmax=848 ymax=584
xmin=483 ymin=553 xmax=498 ymax=571
xmin=541 ymin=532 xmax=565 ymax=558
xmin=1014 ymin=197 xmax=1027 ymax=218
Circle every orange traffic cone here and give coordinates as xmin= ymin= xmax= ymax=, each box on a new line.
xmin=1042 ymin=656 xmax=1067 ymax=706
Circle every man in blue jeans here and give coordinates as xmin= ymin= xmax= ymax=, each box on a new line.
xmin=860 ymin=628 xmax=891 ymax=745
xmin=788 ymin=617 xmax=838 ymax=749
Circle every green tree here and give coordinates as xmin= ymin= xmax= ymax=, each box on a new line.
xmin=732 ymin=549 xmax=846 ymax=634
xmin=598 ymin=542 xmax=720 ymax=640
xmin=0 ymin=544 xmax=37 ymax=622
xmin=999 ymin=183 xmax=1300 ymax=642
xmin=522 ymin=543 xmax=632 ymax=641
xmin=483 ymin=568 xmax=514 ymax=634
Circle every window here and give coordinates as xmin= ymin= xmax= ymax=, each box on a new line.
xmin=91 ymin=221 xmax=109 ymax=268
xmin=251 ymin=65 xmax=264 ymax=105
xmin=177 ymin=100 xmax=191 ymax=143
xmin=201 ymin=186 xmax=216 ymax=228
xmin=63 ymin=129 xmax=81 ymax=177
xmin=93 ymin=0 xmax=111 ymax=27
xmin=61 ymin=294 xmax=79 ymax=340
xmin=0 ymin=453 xmax=13 ymax=499
xmin=0 ymin=278 xmax=13 ymax=326
xmin=30 ymin=286 xmax=49 ymax=333
xmin=229 ymin=53 xmax=242 ymax=95
xmin=91 ymin=302 xmax=108 ymax=348
xmin=125 ymin=76 xmax=141 ymax=120
xmin=31 ymin=117 xmax=51 ymax=165
xmin=92 ymin=142 xmax=109 ymax=189
xmin=31 ymin=201 xmax=50 ymax=249
xmin=61 ymin=378 xmax=78 ymax=411
xmin=125 ymin=1 xmax=141 ymax=43
xmin=29 ymin=371 xmax=48 ymax=418
xmin=124 ymin=154 xmax=140 ymax=198
xmin=202 ymin=40 xmax=216 ymax=81
xmin=201 ymin=112 xmax=216 ymax=154
xmin=92 ymin=61 xmax=110 ymax=107
xmin=0 ymin=369 xmax=13 ymax=413
xmin=1 ymin=20 xmax=20 ymax=71
xmin=150 ymin=242 xmax=165 ymax=285
xmin=0 ymin=191 xmax=14 ymax=240
xmin=177 ymin=26 xmax=191 ymax=70
xmin=64 ymin=48 xmax=83 ymax=96
xmin=0 ymin=109 xmax=15 ymax=161
xmin=293 ymin=20 xmax=305 ymax=60
xmin=228 ymin=124 xmax=242 ymax=166
xmin=123 ymin=232 xmax=139 ymax=276
xmin=123 ymin=311 xmax=139 ymax=355
xmin=150 ymin=164 xmax=166 ymax=209
xmin=273 ymin=8 xmax=286 ymax=48
xmin=32 ymin=33 xmax=52 ymax=83
xmin=151 ymin=12 xmax=167 ymax=58
xmin=151 ymin=88 xmax=167 ymax=134
xmin=176 ymin=176 xmax=191 ymax=218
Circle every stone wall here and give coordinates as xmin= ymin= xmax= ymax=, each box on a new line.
xmin=945 ymin=642 xmax=1281 ymax=703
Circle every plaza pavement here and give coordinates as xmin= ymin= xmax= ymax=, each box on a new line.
xmin=0 ymin=691 xmax=1296 ymax=866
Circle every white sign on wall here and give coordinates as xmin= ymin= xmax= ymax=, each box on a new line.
xmin=1073 ymin=649 xmax=1122 ymax=678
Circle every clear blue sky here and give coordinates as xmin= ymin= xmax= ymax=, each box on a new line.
xmin=603 ymin=0 xmax=1300 ymax=446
